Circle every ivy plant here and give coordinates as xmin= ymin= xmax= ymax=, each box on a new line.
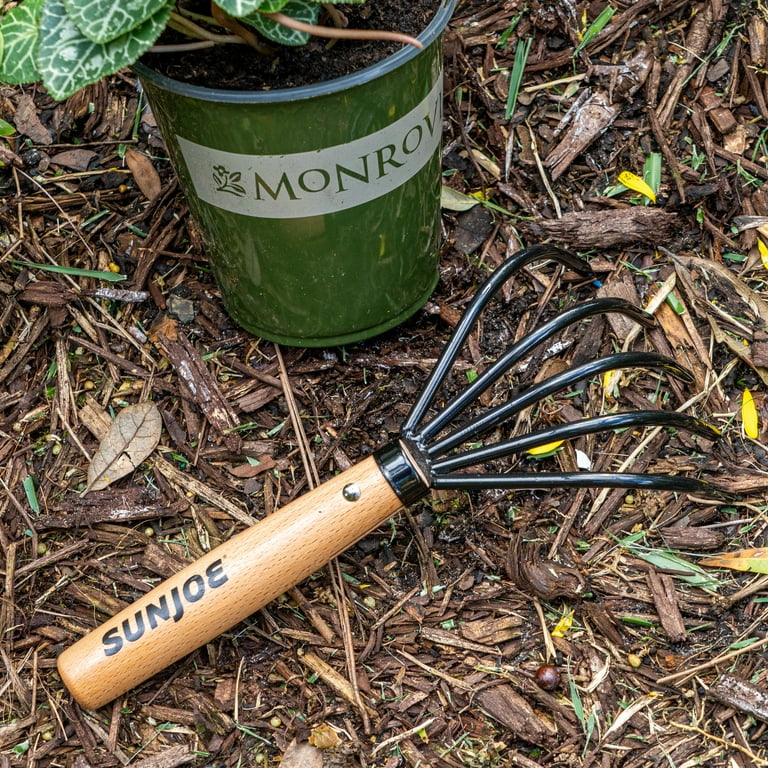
xmin=0 ymin=0 xmax=410 ymax=100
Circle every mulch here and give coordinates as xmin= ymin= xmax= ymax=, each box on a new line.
xmin=3 ymin=0 xmax=768 ymax=766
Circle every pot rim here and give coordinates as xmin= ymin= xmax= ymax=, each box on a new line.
xmin=133 ymin=0 xmax=456 ymax=104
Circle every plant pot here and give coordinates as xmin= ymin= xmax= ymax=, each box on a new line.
xmin=134 ymin=1 xmax=456 ymax=347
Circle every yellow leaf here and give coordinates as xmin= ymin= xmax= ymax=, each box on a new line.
xmin=551 ymin=608 xmax=574 ymax=638
xmin=758 ymin=237 xmax=768 ymax=271
xmin=603 ymin=369 xmax=619 ymax=397
xmin=742 ymin=387 xmax=759 ymax=439
xmin=526 ymin=440 xmax=564 ymax=456
xmin=617 ymin=171 xmax=657 ymax=204
xmin=700 ymin=548 xmax=768 ymax=574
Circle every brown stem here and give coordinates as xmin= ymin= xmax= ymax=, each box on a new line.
xmin=262 ymin=11 xmax=423 ymax=49
xmin=210 ymin=2 xmax=274 ymax=55
xmin=321 ymin=2 xmax=346 ymax=28
xmin=148 ymin=41 xmax=220 ymax=53
xmin=167 ymin=12 xmax=244 ymax=44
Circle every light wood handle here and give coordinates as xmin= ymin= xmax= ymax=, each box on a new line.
xmin=57 ymin=455 xmax=403 ymax=709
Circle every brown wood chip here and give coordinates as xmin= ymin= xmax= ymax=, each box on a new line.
xmin=646 ymin=569 xmax=687 ymax=643
xmin=156 ymin=332 xmax=242 ymax=451
xmin=707 ymin=674 xmax=768 ymax=722
xmin=537 ymin=208 xmax=680 ymax=248
xmin=477 ymin=685 xmax=557 ymax=746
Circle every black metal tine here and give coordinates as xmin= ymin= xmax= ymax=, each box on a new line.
xmin=430 ymin=410 xmax=719 ymax=474
xmin=431 ymin=472 xmax=732 ymax=500
xmin=413 ymin=297 xmax=654 ymax=446
xmin=426 ymin=351 xmax=694 ymax=458
xmin=401 ymin=244 xmax=593 ymax=439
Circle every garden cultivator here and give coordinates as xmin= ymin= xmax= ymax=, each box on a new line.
xmin=58 ymin=244 xmax=723 ymax=709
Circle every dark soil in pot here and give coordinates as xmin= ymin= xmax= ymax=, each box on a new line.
xmin=142 ymin=0 xmax=440 ymax=90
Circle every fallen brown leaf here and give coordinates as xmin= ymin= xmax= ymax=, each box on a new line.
xmin=280 ymin=740 xmax=323 ymax=768
xmin=85 ymin=402 xmax=162 ymax=493
xmin=13 ymin=94 xmax=51 ymax=144
xmin=125 ymin=147 xmax=162 ymax=200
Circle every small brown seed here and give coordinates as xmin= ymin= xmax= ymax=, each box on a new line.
xmin=534 ymin=664 xmax=561 ymax=691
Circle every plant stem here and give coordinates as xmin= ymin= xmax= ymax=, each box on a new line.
xmin=321 ymin=2 xmax=346 ymax=28
xmin=211 ymin=3 xmax=274 ymax=55
xmin=263 ymin=11 xmax=423 ymax=49
xmin=148 ymin=40 xmax=219 ymax=52
xmin=166 ymin=12 xmax=244 ymax=45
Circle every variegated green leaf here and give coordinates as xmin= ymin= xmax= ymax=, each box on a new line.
xmin=252 ymin=0 xmax=292 ymax=11
xmin=246 ymin=0 xmax=319 ymax=46
xmin=0 ymin=0 xmax=44 ymax=84
xmin=61 ymin=0 xmax=173 ymax=44
xmin=213 ymin=0 xmax=271 ymax=16
xmin=37 ymin=0 xmax=171 ymax=100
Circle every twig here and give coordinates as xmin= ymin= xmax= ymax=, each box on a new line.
xmin=526 ymin=123 xmax=561 ymax=217
xmin=655 ymin=635 xmax=768 ymax=685
xmin=371 ymin=716 xmax=437 ymax=755
xmin=670 ymin=720 xmax=768 ymax=766
xmin=533 ymin=598 xmax=556 ymax=662
xmin=332 ymin=559 xmax=371 ymax=732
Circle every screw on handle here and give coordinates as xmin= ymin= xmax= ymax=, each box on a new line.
xmin=57 ymin=455 xmax=404 ymax=710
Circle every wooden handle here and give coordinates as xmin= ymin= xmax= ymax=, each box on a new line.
xmin=57 ymin=455 xmax=403 ymax=709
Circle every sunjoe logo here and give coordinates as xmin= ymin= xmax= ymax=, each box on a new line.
xmin=101 ymin=559 xmax=229 ymax=656
xmin=176 ymin=77 xmax=442 ymax=220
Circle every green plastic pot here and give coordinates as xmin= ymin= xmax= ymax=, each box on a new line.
xmin=135 ymin=1 xmax=455 ymax=347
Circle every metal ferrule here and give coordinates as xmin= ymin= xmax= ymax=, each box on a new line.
xmin=374 ymin=442 xmax=430 ymax=507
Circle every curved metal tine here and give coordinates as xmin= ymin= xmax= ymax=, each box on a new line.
xmin=431 ymin=472 xmax=733 ymax=500
xmin=401 ymin=243 xmax=593 ymax=440
xmin=426 ymin=351 xmax=695 ymax=458
xmin=414 ymin=297 xmax=654 ymax=446
xmin=431 ymin=410 xmax=720 ymax=474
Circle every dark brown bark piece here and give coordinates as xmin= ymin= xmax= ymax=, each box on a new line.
xmin=157 ymin=332 xmax=242 ymax=451
xmin=477 ymin=685 xmax=557 ymax=746
xmin=537 ymin=208 xmax=680 ymax=248
xmin=646 ymin=569 xmax=687 ymax=643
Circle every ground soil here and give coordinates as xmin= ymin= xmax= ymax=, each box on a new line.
xmin=3 ymin=1 xmax=768 ymax=767
xmin=143 ymin=0 xmax=439 ymax=89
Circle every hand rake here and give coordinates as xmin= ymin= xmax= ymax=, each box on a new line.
xmin=58 ymin=244 xmax=723 ymax=709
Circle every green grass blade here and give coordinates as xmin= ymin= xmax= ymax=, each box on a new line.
xmin=10 ymin=260 xmax=125 ymax=282
xmin=574 ymin=6 xmax=615 ymax=56
xmin=644 ymin=152 xmax=662 ymax=199
xmin=23 ymin=476 xmax=40 ymax=514
xmin=505 ymin=37 xmax=532 ymax=119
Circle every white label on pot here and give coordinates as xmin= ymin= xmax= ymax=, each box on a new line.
xmin=176 ymin=77 xmax=442 ymax=219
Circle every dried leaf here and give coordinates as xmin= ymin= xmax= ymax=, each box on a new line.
xmin=51 ymin=148 xmax=98 ymax=171
xmin=308 ymin=724 xmax=341 ymax=749
xmin=85 ymin=402 xmax=162 ymax=493
xmin=742 ymin=387 xmax=759 ymax=439
xmin=280 ymin=740 xmax=323 ymax=768
xmin=441 ymin=185 xmax=479 ymax=211
xmin=469 ymin=148 xmax=501 ymax=179
xmin=14 ymin=94 xmax=52 ymax=145
xmin=700 ymin=548 xmax=768 ymax=574
xmin=125 ymin=147 xmax=162 ymax=200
